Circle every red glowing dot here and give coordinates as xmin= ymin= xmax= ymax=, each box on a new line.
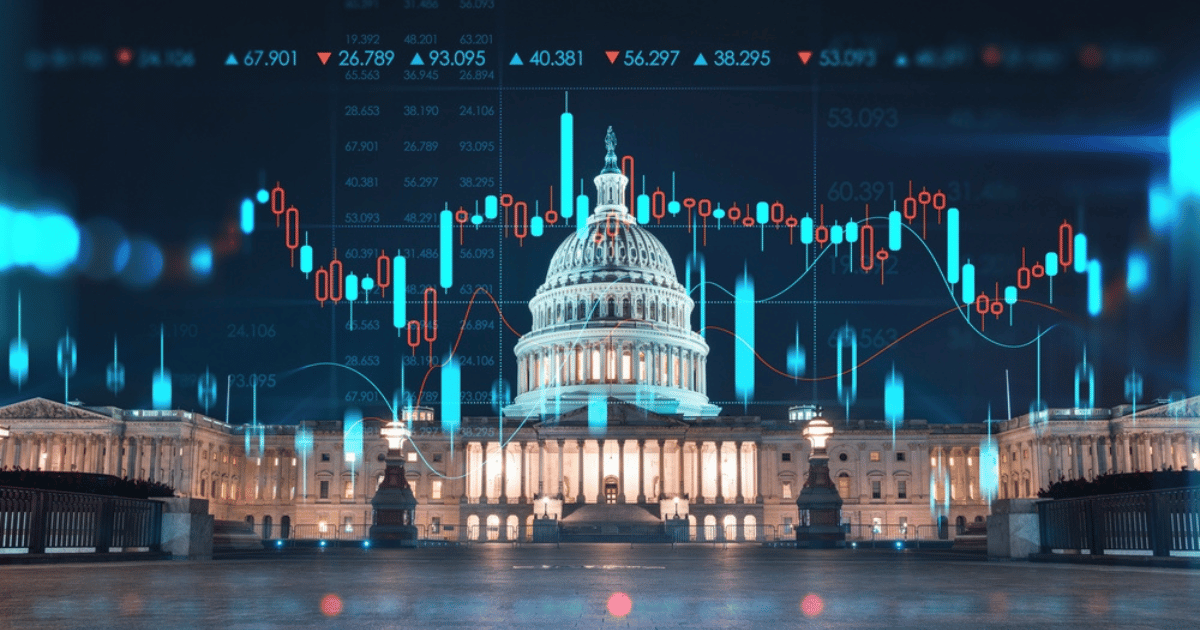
xmin=981 ymin=45 xmax=1003 ymax=68
xmin=320 ymin=594 xmax=343 ymax=617
xmin=801 ymin=593 xmax=824 ymax=617
xmin=115 ymin=47 xmax=134 ymax=66
xmin=607 ymin=592 xmax=633 ymax=618
xmin=1079 ymin=45 xmax=1103 ymax=69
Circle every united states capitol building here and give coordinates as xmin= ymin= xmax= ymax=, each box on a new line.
xmin=2 ymin=130 xmax=1199 ymax=543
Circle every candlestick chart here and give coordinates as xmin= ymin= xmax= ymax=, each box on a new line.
xmin=1 ymin=0 xmax=1197 ymax=433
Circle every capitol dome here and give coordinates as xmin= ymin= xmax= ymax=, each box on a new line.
xmin=505 ymin=127 xmax=720 ymax=420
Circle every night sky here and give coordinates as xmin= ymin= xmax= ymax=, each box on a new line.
xmin=2 ymin=0 xmax=1199 ymax=427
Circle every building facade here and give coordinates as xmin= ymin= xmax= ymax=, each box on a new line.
xmin=2 ymin=130 xmax=1199 ymax=542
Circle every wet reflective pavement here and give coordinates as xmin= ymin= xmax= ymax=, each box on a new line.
xmin=2 ymin=545 xmax=1197 ymax=629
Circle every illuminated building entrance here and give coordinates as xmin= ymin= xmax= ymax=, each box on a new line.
xmin=604 ymin=476 xmax=619 ymax=504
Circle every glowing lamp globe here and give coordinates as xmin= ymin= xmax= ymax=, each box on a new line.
xmin=381 ymin=423 xmax=411 ymax=452
xmin=802 ymin=417 xmax=834 ymax=452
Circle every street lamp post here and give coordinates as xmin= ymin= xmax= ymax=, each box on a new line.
xmin=369 ymin=421 xmax=418 ymax=547
xmin=795 ymin=411 xmax=845 ymax=549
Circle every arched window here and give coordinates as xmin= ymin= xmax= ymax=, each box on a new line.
xmin=262 ymin=515 xmax=273 ymax=539
xmin=591 ymin=347 xmax=602 ymax=382
xmin=606 ymin=346 xmax=616 ymax=382
xmin=486 ymin=514 xmax=500 ymax=541
xmin=744 ymin=514 xmax=758 ymax=541
xmin=636 ymin=298 xmax=644 ymax=319
xmin=723 ymin=514 xmax=737 ymax=541
xmin=467 ymin=514 xmax=481 ymax=540
xmin=245 ymin=515 xmax=254 ymax=529
xmin=506 ymin=514 xmax=519 ymax=541
xmin=650 ymin=301 xmax=657 ymax=321
xmin=638 ymin=351 xmax=647 ymax=382
xmin=607 ymin=297 xmax=616 ymax=318
xmin=621 ymin=297 xmax=630 ymax=319
xmin=621 ymin=348 xmax=632 ymax=381
xmin=211 ymin=480 xmax=218 ymax=499
xmin=280 ymin=515 xmax=290 ymax=539
xmin=703 ymin=514 xmax=717 ymax=541
xmin=837 ymin=472 xmax=851 ymax=498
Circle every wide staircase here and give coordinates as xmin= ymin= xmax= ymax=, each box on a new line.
xmin=558 ymin=503 xmax=672 ymax=543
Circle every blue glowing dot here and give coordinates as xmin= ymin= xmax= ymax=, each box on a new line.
xmin=361 ymin=276 xmax=375 ymax=292
xmin=713 ymin=208 xmax=726 ymax=220
xmin=275 ymin=540 xmax=283 ymax=547
xmin=895 ymin=541 xmax=903 ymax=549
xmin=363 ymin=541 xmax=371 ymax=548
xmin=190 ymin=243 xmax=213 ymax=277
xmin=1148 ymin=183 xmax=1176 ymax=234
xmin=256 ymin=189 xmax=269 ymax=204
xmin=1127 ymin=250 xmax=1150 ymax=294
xmin=319 ymin=540 xmax=327 ymax=547
xmin=119 ymin=238 xmax=164 ymax=289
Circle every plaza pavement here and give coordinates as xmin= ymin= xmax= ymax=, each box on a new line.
xmin=1 ymin=544 xmax=1197 ymax=629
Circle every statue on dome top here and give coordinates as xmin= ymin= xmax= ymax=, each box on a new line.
xmin=602 ymin=126 xmax=621 ymax=174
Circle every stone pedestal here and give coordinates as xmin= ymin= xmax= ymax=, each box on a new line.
xmin=664 ymin=516 xmax=688 ymax=542
xmin=154 ymin=497 xmax=213 ymax=560
xmin=532 ymin=517 xmax=560 ymax=543
xmin=795 ymin=456 xmax=845 ymax=549
xmin=987 ymin=499 xmax=1040 ymax=559
xmin=369 ymin=458 xmax=418 ymax=547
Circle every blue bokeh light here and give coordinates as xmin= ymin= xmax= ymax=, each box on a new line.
xmin=190 ymin=243 xmax=213 ymax=277
xmin=256 ymin=188 xmax=270 ymax=204
xmin=1127 ymin=250 xmax=1150 ymax=294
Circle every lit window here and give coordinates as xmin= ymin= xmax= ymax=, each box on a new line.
xmin=870 ymin=451 xmax=880 ymax=462
xmin=344 ymin=516 xmax=353 ymax=532
xmin=431 ymin=516 xmax=442 ymax=533
xmin=621 ymin=349 xmax=632 ymax=381
xmin=318 ymin=520 xmax=328 ymax=533
xmin=344 ymin=480 xmax=353 ymax=499
xmin=837 ymin=473 xmax=850 ymax=498
xmin=781 ymin=482 xmax=792 ymax=499
xmin=407 ymin=452 xmax=418 ymax=462
xmin=432 ymin=480 xmax=443 ymax=499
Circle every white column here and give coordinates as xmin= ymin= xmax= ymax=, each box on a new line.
xmin=677 ymin=439 xmax=685 ymax=497
xmin=735 ymin=441 xmax=744 ymax=503
xmin=618 ymin=439 xmax=626 ymax=503
xmin=519 ymin=441 xmax=527 ymax=502
xmin=637 ymin=440 xmax=646 ymax=503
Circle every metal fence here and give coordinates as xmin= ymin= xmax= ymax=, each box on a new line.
xmin=0 ymin=486 xmax=162 ymax=554
xmin=842 ymin=523 xmax=940 ymax=542
xmin=239 ymin=520 xmax=949 ymax=545
xmin=1038 ymin=486 xmax=1200 ymax=557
